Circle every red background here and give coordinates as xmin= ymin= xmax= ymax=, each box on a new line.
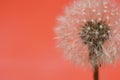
xmin=0 ymin=0 xmax=120 ymax=80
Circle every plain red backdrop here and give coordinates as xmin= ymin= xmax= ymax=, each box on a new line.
xmin=0 ymin=0 xmax=120 ymax=80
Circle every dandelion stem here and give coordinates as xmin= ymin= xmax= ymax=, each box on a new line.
xmin=94 ymin=65 xmax=99 ymax=80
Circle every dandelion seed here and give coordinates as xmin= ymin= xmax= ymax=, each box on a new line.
xmin=106 ymin=16 xmax=110 ymax=20
xmin=99 ymin=25 xmax=103 ymax=29
xmin=97 ymin=12 xmax=101 ymax=16
xmin=103 ymin=10 xmax=108 ymax=13
xmin=92 ymin=9 xmax=96 ymax=12
xmin=82 ymin=19 xmax=86 ymax=23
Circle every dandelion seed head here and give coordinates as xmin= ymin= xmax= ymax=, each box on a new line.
xmin=55 ymin=0 xmax=120 ymax=67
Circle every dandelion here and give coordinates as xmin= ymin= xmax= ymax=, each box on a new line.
xmin=54 ymin=0 xmax=120 ymax=80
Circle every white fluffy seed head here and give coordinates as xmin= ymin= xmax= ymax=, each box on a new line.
xmin=55 ymin=0 xmax=120 ymax=68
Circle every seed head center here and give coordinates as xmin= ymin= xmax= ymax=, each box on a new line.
xmin=80 ymin=21 xmax=110 ymax=46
